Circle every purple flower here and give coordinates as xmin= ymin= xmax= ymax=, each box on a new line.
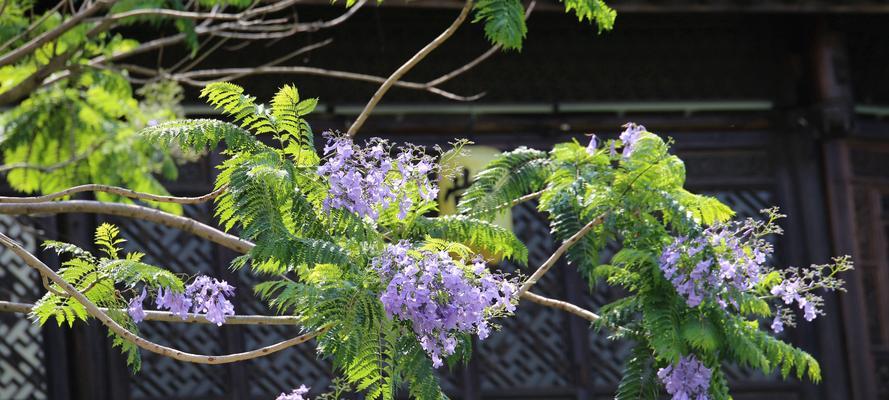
xmin=154 ymin=275 xmax=235 ymax=325
xmin=127 ymin=287 xmax=147 ymax=323
xmin=619 ymin=122 xmax=646 ymax=158
xmin=802 ymin=301 xmax=817 ymax=322
xmin=659 ymin=218 xmax=774 ymax=309
xmin=585 ymin=134 xmax=598 ymax=155
xmin=276 ymin=385 xmax=310 ymax=400
xmin=186 ymin=276 xmax=235 ymax=326
xmin=657 ymin=355 xmax=711 ymax=400
xmin=156 ymin=287 xmax=192 ymax=319
xmin=373 ymin=243 xmax=515 ymax=367
xmin=771 ymin=313 xmax=784 ymax=333
xmin=318 ymin=132 xmax=439 ymax=221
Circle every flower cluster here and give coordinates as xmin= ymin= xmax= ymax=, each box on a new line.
xmin=659 ymin=208 xmax=853 ymax=333
xmin=373 ymin=242 xmax=516 ymax=368
xmin=317 ymin=132 xmax=438 ymax=221
xmin=657 ymin=355 xmax=712 ymax=400
xmin=768 ymin=256 xmax=852 ymax=333
xmin=184 ymin=275 xmax=236 ymax=326
xmin=276 ymin=385 xmax=310 ymax=400
xmin=127 ymin=275 xmax=236 ymax=326
xmin=585 ymin=122 xmax=646 ymax=158
xmin=659 ymin=215 xmax=775 ymax=308
xmin=619 ymin=122 xmax=646 ymax=158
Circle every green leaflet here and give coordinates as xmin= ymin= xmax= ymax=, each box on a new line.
xmin=410 ymin=215 xmax=528 ymax=264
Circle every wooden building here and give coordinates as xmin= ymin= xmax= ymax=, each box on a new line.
xmin=2 ymin=1 xmax=889 ymax=399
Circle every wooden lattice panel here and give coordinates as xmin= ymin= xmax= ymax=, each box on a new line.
xmin=476 ymin=203 xmax=574 ymax=394
xmin=0 ymin=216 xmax=48 ymax=400
xmin=109 ymin=205 xmax=231 ymax=399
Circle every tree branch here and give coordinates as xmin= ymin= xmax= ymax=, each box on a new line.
xmin=0 ymin=231 xmax=326 ymax=364
xmin=0 ymin=200 xmax=252 ymax=254
xmin=0 ymin=300 xmax=301 ymax=325
xmin=520 ymin=291 xmax=599 ymax=322
xmin=0 ymin=0 xmax=111 ymax=68
xmin=516 ymin=213 xmax=606 ymax=297
xmin=346 ymin=0 xmax=474 ymax=137
xmin=0 ymin=184 xmax=226 ymax=205
xmin=425 ymin=0 xmax=536 ymax=87
xmin=0 ymin=0 xmax=67 ymax=54
xmin=172 ymin=65 xmax=483 ymax=101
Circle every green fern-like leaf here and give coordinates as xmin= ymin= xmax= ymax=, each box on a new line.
xmin=615 ymin=344 xmax=660 ymax=400
xmin=458 ymin=147 xmax=551 ymax=219
xmin=473 ymin=0 xmax=527 ymax=51
xmin=410 ymin=215 xmax=528 ymax=264
xmin=200 ymin=82 xmax=274 ymax=133
xmin=140 ymin=118 xmax=257 ymax=153
xmin=94 ymin=222 xmax=124 ymax=259
xmin=560 ymin=0 xmax=616 ymax=31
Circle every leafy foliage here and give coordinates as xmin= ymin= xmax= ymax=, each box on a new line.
xmin=15 ymin=77 xmax=847 ymax=400
xmin=409 ymin=215 xmax=528 ymax=264
xmin=463 ymin=127 xmax=840 ymax=398
xmin=472 ymin=0 xmax=616 ymax=50
xmin=473 ymin=0 xmax=527 ymax=51
xmin=32 ymin=223 xmax=185 ymax=371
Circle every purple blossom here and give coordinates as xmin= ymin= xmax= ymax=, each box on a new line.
xmin=619 ymin=122 xmax=646 ymax=158
xmin=318 ymin=132 xmax=439 ymax=221
xmin=373 ymin=243 xmax=515 ymax=368
xmin=276 ymin=385 xmax=310 ymax=400
xmin=657 ymin=355 xmax=711 ymax=400
xmin=155 ymin=287 xmax=191 ymax=319
xmin=771 ymin=313 xmax=784 ymax=333
xmin=585 ymin=134 xmax=598 ymax=155
xmin=127 ymin=287 xmax=147 ymax=323
xmin=659 ymin=218 xmax=773 ymax=309
xmin=186 ymin=276 xmax=236 ymax=326
xmin=153 ymin=275 xmax=235 ymax=325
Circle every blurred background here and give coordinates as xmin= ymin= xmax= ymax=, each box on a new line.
xmin=2 ymin=1 xmax=889 ymax=399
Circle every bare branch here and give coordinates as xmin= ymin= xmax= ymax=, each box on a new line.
xmin=0 ymin=48 xmax=78 ymax=105
xmin=0 ymin=184 xmax=226 ymax=205
xmin=516 ymin=213 xmax=606 ymax=297
xmin=520 ymin=291 xmax=599 ymax=322
xmin=172 ymin=65 xmax=483 ymax=101
xmin=0 ymin=200 xmax=253 ymax=254
xmin=45 ymin=2 xmax=365 ymax=87
xmin=346 ymin=0 xmax=474 ymax=137
xmin=0 ymin=232 xmax=326 ymax=364
xmin=0 ymin=300 xmax=301 ymax=325
xmin=214 ymin=39 xmax=333 ymax=82
xmin=426 ymin=0 xmax=537 ymax=87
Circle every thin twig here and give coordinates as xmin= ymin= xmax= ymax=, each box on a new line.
xmin=425 ymin=0 xmax=536 ymax=87
xmin=172 ymin=65 xmax=482 ymax=101
xmin=516 ymin=213 xmax=607 ymax=297
xmin=0 ymin=184 xmax=226 ymax=205
xmin=0 ymin=232 xmax=326 ymax=364
xmin=0 ymin=300 xmax=302 ymax=325
xmin=42 ymin=274 xmax=69 ymax=297
xmin=346 ymin=0 xmax=474 ymax=137
xmin=216 ymin=39 xmax=333 ymax=82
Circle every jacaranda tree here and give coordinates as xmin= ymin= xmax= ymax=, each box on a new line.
xmin=0 ymin=1 xmax=852 ymax=400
